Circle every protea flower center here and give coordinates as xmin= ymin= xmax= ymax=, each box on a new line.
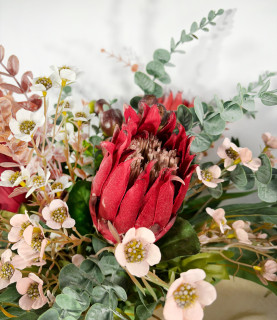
xmin=9 ymin=171 xmax=21 ymax=184
xmin=35 ymin=77 xmax=52 ymax=90
xmin=27 ymin=283 xmax=40 ymax=300
xmin=51 ymin=207 xmax=67 ymax=223
xmin=19 ymin=121 xmax=36 ymax=134
xmin=124 ymin=239 xmax=146 ymax=263
xmin=173 ymin=283 xmax=197 ymax=308
xmin=127 ymin=134 xmax=180 ymax=185
xmin=226 ymin=147 xmax=239 ymax=160
xmin=0 ymin=262 xmax=14 ymax=280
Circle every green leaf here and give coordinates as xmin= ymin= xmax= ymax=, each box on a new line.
xmin=92 ymin=236 xmax=108 ymax=254
xmin=152 ymin=82 xmax=163 ymax=98
xmin=220 ymin=102 xmax=243 ymax=122
xmin=190 ymin=22 xmax=198 ymax=33
xmin=146 ymin=60 xmax=165 ymax=78
xmin=59 ymin=264 xmax=87 ymax=291
xmin=203 ymin=113 xmax=225 ymax=135
xmin=80 ymin=259 xmax=104 ymax=285
xmin=260 ymin=92 xmax=277 ymax=106
xmin=85 ymin=303 xmax=112 ymax=320
xmin=239 ymin=166 xmax=255 ymax=190
xmin=200 ymin=17 xmax=207 ymax=27
xmin=56 ymin=294 xmax=83 ymax=312
xmin=89 ymin=135 xmax=102 ymax=146
xmin=213 ymin=95 xmax=224 ymax=113
xmin=217 ymin=9 xmax=224 ymax=15
xmin=258 ymin=80 xmax=270 ymax=95
xmin=190 ymin=132 xmax=211 ymax=152
xmin=134 ymin=72 xmax=155 ymax=94
xmin=181 ymin=30 xmax=193 ymax=42
xmin=98 ymin=255 xmax=121 ymax=276
xmin=156 ymin=218 xmax=200 ymax=261
xmin=230 ymin=165 xmax=247 ymax=187
xmin=242 ymin=94 xmax=255 ymax=111
xmin=208 ymin=10 xmax=216 ymax=21
xmin=67 ymin=180 xmax=93 ymax=235
xmin=62 ymin=287 xmax=90 ymax=312
xmin=208 ymin=183 xmax=223 ymax=199
xmin=158 ymin=72 xmax=171 ymax=84
xmin=38 ymin=309 xmax=60 ymax=320
xmin=257 ymin=169 xmax=277 ymax=202
xmin=194 ymin=97 xmax=204 ymax=124
xmin=170 ymin=37 xmax=176 ymax=51
xmin=177 ymin=105 xmax=193 ymax=130
xmin=255 ymin=154 xmax=272 ymax=184
xmin=153 ymin=49 xmax=171 ymax=64
xmin=136 ymin=302 xmax=157 ymax=320
xmin=129 ymin=96 xmax=141 ymax=112
xmin=0 ymin=283 xmax=20 ymax=302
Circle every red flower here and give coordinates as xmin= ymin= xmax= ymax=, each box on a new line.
xmin=158 ymin=91 xmax=194 ymax=111
xmin=89 ymin=104 xmax=196 ymax=243
xmin=0 ymin=154 xmax=26 ymax=213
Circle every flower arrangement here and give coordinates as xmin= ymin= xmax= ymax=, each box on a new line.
xmin=0 ymin=8 xmax=277 ymax=320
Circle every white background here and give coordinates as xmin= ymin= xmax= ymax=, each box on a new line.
xmin=0 ymin=0 xmax=277 ymax=155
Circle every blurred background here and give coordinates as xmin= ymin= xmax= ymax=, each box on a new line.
xmin=0 ymin=0 xmax=277 ymax=154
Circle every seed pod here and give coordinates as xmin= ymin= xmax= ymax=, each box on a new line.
xmin=100 ymin=108 xmax=123 ymax=137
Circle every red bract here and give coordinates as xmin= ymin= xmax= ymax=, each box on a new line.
xmin=158 ymin=91 xmax=194 ymax=111
xmin=89 ymin=103 xmax=196 ymax=243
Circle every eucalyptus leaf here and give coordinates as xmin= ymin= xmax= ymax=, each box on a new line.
xmin=190 ymin=132 xmax=211 ymax=152
xmin=136 ymin=302 xmax=157 ymax=320
xmin=230 ymin=165 xmax=247 ymax=187
xmin=208 ymin=183 xmax=223 ymax=199
xmin=153 ymin=49 xmax=171 ymax=64
xmin=62 ymin=287 xmax=90 ymax=312
xmin=257 ymin=170 xmax=277 ymax=203
xmin=59 ymin=264 xmax=87 ymax=291
xmin=190 ymin=21 xmax=198 ymax=33
xmin=258 ymin=80 xmax=270 ymax=95
xmin=242 ymin=94 xmax=255 ymax=111
xmin=194 ymin=97 xmax=204 ymax=124
xmin=177 ymin=105 xmax=193 ymax=130
xmin=38 ymin=309 xmax=60 ymax=320
xmin=158 ymin=72 xmax=171 ymax=84
xmin=146 ymin=60 xmax=165 ymax=78
xmin=260 ymin=92 xmax=277 ymax=106
xmin=220 ymin=102 xmax=243 ymax=122
xmin=203 ymin=113 xmax=225 ymax=135
xmin=208 ymin=10 xmax=216 ymax=21
xmin=213 ymin=95 xmax=224 ymax=113
xmin=134 ymin=72 xmax=155 ymax=94
xmin=255 ymin=154 xmax=272 ymax=184
xmin=56 ymin=294 xmax=83 ymax=312
xmin=85 ymin=303 xmax=112 ymax=320
xmin=156 ymin=218 xmax=200 ymax=261
xmin=98 ymin=255 xmax=121 ymax=276
xmin=152 ymin=82 xmax=163 ymax=98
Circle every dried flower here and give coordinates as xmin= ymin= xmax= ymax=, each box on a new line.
xmin=163 ymin=269 xmax=216 ymax=320
xmin=232 ymin=220 xmax=252 ymax=244
xmin=115 ymin=227 xmax=161 ymax=277
xmin=196 ymin=165 xmax=224 ymax=188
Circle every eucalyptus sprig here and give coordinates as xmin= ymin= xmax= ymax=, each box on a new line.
xmin=134 ymin=9 xmax=224 ymax=97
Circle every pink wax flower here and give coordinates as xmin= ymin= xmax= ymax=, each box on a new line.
xmin=232 ymin=220 xmax=252 ymax=245
xmin=262 ymin=132 xmax=277 ymax=149
xmin=196 ymin=165 xmax=224 ymax=188
xmin=0 ymin=249 xmax=27 ymax=290
xmin=8 ymin=212 xmax=32 ymax=243
xmin=16 ymin=273 xmax=48 ymax=310
xmin=261 ymin=260 xmax=277 ymax=282
xmin=42 ymin=199 xmax=75 ymax=229
xmin=217 ymin=137 xmax=241 ymax=171
xmin=115 ymin=227 xmax=161 ymax=277
xmin=163 ymin=269 xmax=216 ymax=320
xmin=205 ymin=207 xmax=231 ymax=234
xmin=239 ymin=148 xmax=261 ymax=172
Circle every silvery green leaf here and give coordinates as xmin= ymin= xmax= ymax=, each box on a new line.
xmin=158 ymin=72 xmax=171 ymax=84
xmin=170 ymin=37 xmax=176 ymax=51
xmin=152 ymin=82 xmax=163 ymax=98
xmin=242 ymin=94 xmax=255 ymax=111
xmin=177 ymin=105 xmax=193 ymax=131
xmin=164 ymin=62 xmax=175 ymax=67
xmin=220 ymin=102 xmax=243 ymax=122
xmin=260 ymin=92 xmax=277 ymax=106
xmin=98 ymin=255 xmax=120 ymax=276
xmin=134 ymin=72 xmax=155 ymax=94
xmin=208 ymin=183 xmax=223 ymax=199
xmin=146 ymin=60 xmax=165 ymax=78
xmin=255 ymin=154 xmax=272 ymax=184
xmin=239 ymin=166 xmax=255 ymax=190
xmin=194 ymin=97 xmax=204 ymax=124
xmin=203 ymin=113 xmax=225 ymax=135
xmin=80 ymin=259 xmax=104 ymax=285
xmin=56 ymin=294 xmax=83 ymax=317
xmin=217 ymin=9 xmax=224 ymax=15
xmin=257 ymin=170 xmax=277 ymax=202
xmin=59 ymin=264 xmax=87 ymax=291
xmin=208 ymin=10 xmax=216 ymax=21
xmin=38 ymin=309 xmax=60 ymax=320
xmin=85 ymin=303 xmax=112 ymax=320
xmin=190 ymin=132 xmax=211 ymax=152
xmin=230 ymin=165 xmax=247 ymax=187
xmin=202 ymin=28 xmax=209 ymax=32
xmin=62 ymin=287 xmax=90 ymax=312
xmin=258 ymin=80 xmax=270 ymax=96
xmin=153 ymin=49 xmax=171 ymax=64
xmin=190 ymin=21 xmax=198 ymax=33
xmin=181 ymin=34 xmax=193 ymax=42
xmin=213 ymin=95 xmax=224 ymax=113
xmin=200 ymin=17 xmax=207 ymax=27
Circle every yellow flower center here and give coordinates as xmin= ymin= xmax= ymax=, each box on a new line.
xmin=9 ymin=171 xmax=21 ymax=185
xmin=35 ymin=77 xmax=52 ymax=90
xmin=59 ymin=66 xmax=71 ymax=72
xmin=32 ymin=176 xmax=45 ymax=188
xmin=225 ymin=147 xmax=239 ymax=160
xmin=31 ymin=230 xmax=44 ymax=252
xmin=51 ymin=207 xmax=67 ymax=223
xmin=19 ymin=221 xmax=32 ymax=237
xmin=27 ymin=283 xmax=40 ymax=300
xmin=124 ymin=239 xmax=146 ymax=263
xmin=75 ymin=112 xmax=87 ymax=119
xmin=201 ymin=170 xmax=213 ymax=182
xmin=51 ymin=182 xmax=63 ymax=190
xmin=19 ymin=120 xmax=36 ymax=135
xmin=173 ymin=283 xmax=197 ymax=308
xmin=0 ymin=262 xmax=14 ymax=280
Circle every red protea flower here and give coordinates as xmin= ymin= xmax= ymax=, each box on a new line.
xmin=158 ymin=91 xmax=194 ymax=111
xmin=89 ymin=103 xmax=197 ymax=243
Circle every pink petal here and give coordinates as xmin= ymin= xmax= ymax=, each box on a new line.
xmin=99 ymin=158 xmax=133 ymax=221
xmin=23 ymin=225 xmax=34 ymax=245
xmin=239 ymin=147 xmax=252 ymax=162
xmin=32 ymin=295 xmax=48 ymax=309
xmin=195 ymin=280 xmax=217 ymax=306
xmin=122 ymin=228 xmax=136 ymax=244
xmin=114 ymin=161 xmax=153 ymax=234
xmin=41 ymin=207 xmax=51 ymax=221
xmin=8 ymin=227 xmax=21 ymax=242
xmin=126 ymin=261 xmax=149 ymax=277
xmin=136 ymin=228 xmax=155 ymax=243
xmin=0 ymin=279 xmax=10 ymax=290
xmin=212 ymin=208 xmax=225 ymax=225
xmin=236 ymin=229 xmax=251 ymax=244
xmin=17 ymin=241 xmax=38 ymax=261
xmin=62 ymin=217 xmax=75 ymax=228
xmin=16 ymin=278 xmax=33 ymax=294
xmin=196 ymin=166 xmax=202 ymax=180
xmin=49 ymin=199 xmax=67 ymax=212
xmin=146 ymin=244 xmax=161 ymax=266
xmin=46 ymin=220 xmax=61 ymax=229
xmin=163 ymin=296 xmax=183 ymax=320
xmin=1 ymin=249 xmax=12 ymax=263
xmin=12 ymin=255 xmax=28 ymax=269
xmin=10 ymin=269 xmax=22 ymax=284
xmin=205 ymin=207 xmax=215 ymax=218
xmin=166 ymin=278 xmax=185 ymax=298
xmin=114 ymin=243 xmax=127 ymax=267
xmin=265 ymin=260 xmax=277 ymax=274
xmin=202 ymin=180 xmax=217 ymax=188
xmin=183 ymin=301 xmax=204 ymax=320
xmin=29 ymin=273 xmax=43 ymax=285
xmin=208 ymin=165 xmax=221 ymax=178
xmin=72 ymin=254 xmax=85 ymax=267
xmin=10 ymin=214 xmax=28 ymax=227
xmin=181 ymin=269 xmax=206 ymax=284
xmin=19 ymin=294 xmax=34 ymax=311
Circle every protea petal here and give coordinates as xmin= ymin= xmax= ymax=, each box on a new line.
xmin=137 ymin=104 xmax=161 ymax=135
xmin=171 ymin=91 xmax=183 ymax=111
xmin=98 ymin=158 xmax=134 ymax=221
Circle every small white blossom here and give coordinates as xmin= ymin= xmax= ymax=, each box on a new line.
xmin=50 ymin=65 xmax=76 ymax=86
xmin=72 ymin=104 xmax=92 ymax=122
xmin=26 ymin=166 xmax=50 ymax=198
xmin=50 ymin=175 xmax=72 ymax=194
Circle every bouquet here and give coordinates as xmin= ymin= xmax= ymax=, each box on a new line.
xmin=0 ymin=8 xmax=277 ymax=320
